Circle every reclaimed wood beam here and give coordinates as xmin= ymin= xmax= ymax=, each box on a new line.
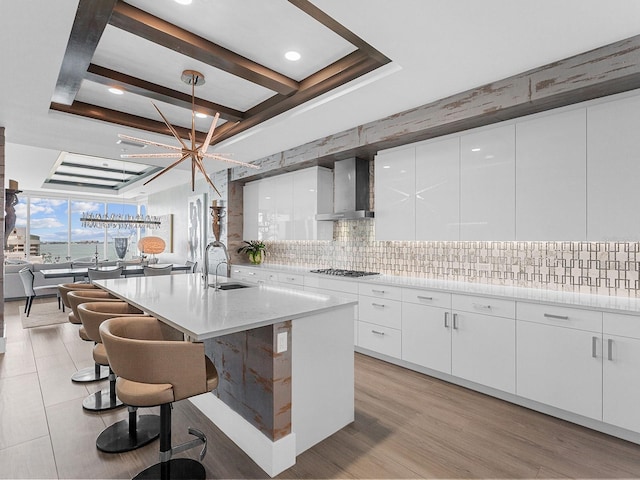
xmin=50 ymin=101 xmax=207 ymax=144
xmin=51 ymin=0 xmax=117 ymax=105
xmin=230 ymin=34 xmax=640 ymax=181
xmin=109 ymin=0 xmax=299 ymax=96
xmin=85 ymin=64 xmax=244 ymax=123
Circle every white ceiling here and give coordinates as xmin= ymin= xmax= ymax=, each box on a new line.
xmin=2 ymin=0 xmax=640 ymax=200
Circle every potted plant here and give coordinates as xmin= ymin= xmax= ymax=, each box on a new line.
xmin=237 ymin=240 xmax=266 ymax=265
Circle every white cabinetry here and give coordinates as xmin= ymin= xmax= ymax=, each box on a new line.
xmin=374 ymin=147 xmax=415 ymax=241
xmin=587 ymin=94 xmax=640 ymax=240
xmin=516 ymin=108 xmax=587 ymax=240
xmin=401 ymin=288 xmax=452 ymax=373
xmin=603 ymin=313 xmax=640 ymax=433
xmin=460 ymin=124 xmax=515 ymax=240
xmin=516 ymin=302 xmax=603 ymax=420
xmin=451 ymin=295 xmax=516 ymax=393
xmin=357 ymin=283 xmax=402 ymax=357
xmin=415 ymin=138 xmax=460 ymax=240
xmin=242 ymin=181 xmax=259 ymax=240
xmin=242 ymin=167 xmax=332 ymax=241
xmin=305 ymin=275 xmax=359 ymax=343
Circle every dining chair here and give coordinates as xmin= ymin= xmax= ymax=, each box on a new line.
xmin=88 ymin=266 xmax=123 ymax=283
xmin=18 ymin=267 xmax=59 ymax=317
xmin=185 ymin=260 xmax=197 ymax=273
xmin=143 ymin=265 xmax=172 ymax=276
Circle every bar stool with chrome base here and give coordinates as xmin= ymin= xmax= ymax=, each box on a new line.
xmin=78 ymin=302 xmax=162 ymax=454
xmin=67 ymin=290 xmax=120 ymax=383
xmin=100 ymin=316 xmax=219 ymax=480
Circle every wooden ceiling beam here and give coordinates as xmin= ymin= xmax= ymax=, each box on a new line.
xmin=86 ymin=64 xmax=244 ymax=123
xmin=51 ymin=0 xmax=117 ymax=105
xmin=50 ymin=101 xmax=207 ymax=144
xmin=109 ymin=0 xmax=299 ymax=96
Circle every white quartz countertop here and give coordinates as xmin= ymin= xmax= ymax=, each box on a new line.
xmin=94 ymin=274 xmax=357 ymax=340
xmin=237 ymin=264 xmax=640 ymax=314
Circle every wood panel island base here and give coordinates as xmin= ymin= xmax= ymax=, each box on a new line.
xmin=95 ymin=275 xmax=356 ymax=477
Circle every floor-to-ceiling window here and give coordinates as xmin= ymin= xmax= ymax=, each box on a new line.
xmin=6 ymin=194 xmax=145 ymax=263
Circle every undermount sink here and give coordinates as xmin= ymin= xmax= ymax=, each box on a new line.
xmin=212 ymin=283 xmax=251 ymax=290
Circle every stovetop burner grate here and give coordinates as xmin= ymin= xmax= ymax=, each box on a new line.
xmin=310 ymin=268 xmax=379 ymax=278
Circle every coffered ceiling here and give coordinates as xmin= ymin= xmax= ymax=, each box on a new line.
xmin=3 ymin=0 xmax=640 ymax=199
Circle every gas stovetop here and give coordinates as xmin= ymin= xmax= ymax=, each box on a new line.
xmin=310 ymin=268 xmax=380 ymax=278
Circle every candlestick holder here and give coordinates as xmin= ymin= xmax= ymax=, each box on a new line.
xmin=209 ymin=201 xmax=226 ymax=242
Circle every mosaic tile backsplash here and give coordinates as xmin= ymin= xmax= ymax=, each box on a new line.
xmin=262 ymin=219 xmax=640 ymax=297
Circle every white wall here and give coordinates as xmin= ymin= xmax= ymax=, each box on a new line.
xmin=147 ymin=170 xmax=229 ymax=274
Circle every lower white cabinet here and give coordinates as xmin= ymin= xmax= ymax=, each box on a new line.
xmin=402 ymin=302 xmax=452 ymax=373
xmin=451 ymin=309 xmax=516 ymax=394
xmin=358 ymin=321 xmax=401 ymax=358
xmin=517 ymin=320 xmax=602 ymax=420
xmin=603 ymin=313 xmax=640 ymax=433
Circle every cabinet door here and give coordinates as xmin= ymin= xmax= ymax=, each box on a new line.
xmin=274 ymin=174 xmax=293 ymax=240
xmin=402 ymin=303 xmax=451 ymax=373
xmin=516 ymin=108 xmax=587 ymax=240
xmin=603 ymin=334 xmax=640 ymax=432
xmin=242 ymin=181 xmax=259 ymax=240
xmin=517 ymin=321 xmax=602 ymax=420
xmin=374 ymin=148 xmax=415 ymax=241
xmin=451 ymin=311 xmax=515 ymax=393
xmin=291 ymin=167 xmax=333 ymax=240
xmin=460 ymin=124 xmax=515 ymax=240
xmin=415 ymin=137 xmax=460 ymax=240
xmin=587 ymin=94 xmax=640 ymax=240
xmin=258 ymin=177 xmax=277 ymax=241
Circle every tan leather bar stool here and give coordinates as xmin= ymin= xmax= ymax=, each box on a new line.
xmin=58 ymin=283 xmax=98 ymax=322
xmin=100 ymin=317 xmax=219 ymax=480
xmin=67 ymin=290 xmax=120 ymax=383
xmin=78 ymin=302 xmax=162 ymax=454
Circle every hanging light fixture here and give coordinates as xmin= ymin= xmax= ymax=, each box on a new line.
xmin=80 ymin=160 xmax=161 ymax=229
xmin=118 ymin=70 xmax=260 ymax=194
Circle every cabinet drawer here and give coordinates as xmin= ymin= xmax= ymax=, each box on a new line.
xmin=402 ymin=288 xmax=451 ymax=308
xmin=277 ymin=273 xmax=305 ymax=286
xmin=452 ymin=294 xmax=515 ymax=318
xmin=357 ymin=321 xmax=401 ymax=358
xmin=517 ymin=302 xmax=602 ymax=333
xmin=358 ymin=283 xmax=402 ymax=301
xmin=358 ymin=297 xmax=401 ymax=329
xmin=603 ymin=312 xmax=640 ymax=339
xmin=305 ymin=275 xmax=358 ymax=295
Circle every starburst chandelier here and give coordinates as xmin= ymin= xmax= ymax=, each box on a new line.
xmin=118 ymin=70 xmax=259 ymax=194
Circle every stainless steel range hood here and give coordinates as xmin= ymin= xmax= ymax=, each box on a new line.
xmin=316 ymin=158 xmax=374 ymax=221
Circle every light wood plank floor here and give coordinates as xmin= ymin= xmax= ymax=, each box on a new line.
xmin=2 ymin=297 xmax=640 ymax=479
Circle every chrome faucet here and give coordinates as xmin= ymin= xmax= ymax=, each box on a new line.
xmin=203 ymin=240 xmax=230 ymax=290
xmin=213 ymin=261 xmax=228 ymax=291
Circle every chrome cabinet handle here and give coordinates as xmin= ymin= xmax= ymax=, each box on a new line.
xmin=607 ymin=338 xmax=613 ymax=361
xmin=257 ymin=280 xmax=264 ymax=284
xmin=371 ymin=330 xmax=385 ymax=336
xmin=372 ymin=289 xmax=386 ymax=294
xmin=473 ymin=303 xmax=491 ymax=310
xmin=371 ymin=303 xmax=386 ymax=308
xmin=248 ymin=272 xmax=256 ymax=276
xmin=544 ymin=313 xmax=569 ymax=320
xmin=453 ymin=313 xmax=458 ymax=330
xmin=592 ymin=336 xmax=598 ymax=358
xmin=418 ymin=295 xmax=433 ymax=301
xmin=444 ymin=311 xmax=449 ymax=328
xmin=286 ymin=277 xmax=295 ymax=281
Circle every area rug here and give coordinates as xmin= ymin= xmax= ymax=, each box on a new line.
xmin=20 ymin=298 xmax=68 ymax=329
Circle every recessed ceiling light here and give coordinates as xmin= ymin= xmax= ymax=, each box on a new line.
xmin=174 ymin=0 xmax=192 ymax=5
xmin=285 ymin=51 xmax=301 ymax=61
xmin=195 ymin=112 xmax=207 ymax=119
xmin=108 ymin=87 xmax=124 ymax=95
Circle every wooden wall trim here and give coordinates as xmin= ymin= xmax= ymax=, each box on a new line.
xmin=230 ymin=34 xmax=640 ymax=182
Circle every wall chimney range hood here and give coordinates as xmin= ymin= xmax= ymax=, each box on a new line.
xmin=316 ymin=158 xmax=374 ymax=221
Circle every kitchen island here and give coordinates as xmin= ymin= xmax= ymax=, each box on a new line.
xmin=94 ymin=274 xmax=357 ymax=477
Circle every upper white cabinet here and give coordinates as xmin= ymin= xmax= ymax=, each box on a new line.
xmin=587 ymin=94 xmax=640 ymax=240
xmin=243 ymin=167 xmax=333 ymax=241
xmin=460 ymin=124 xmax=516 ymax=240
xmin=415 ymin=138 xmax=460 ymax=240
xmin=516 ymin=108 xmax=587 ymax=240
xmin=374 ymin=147 xmax=416 ymax=241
